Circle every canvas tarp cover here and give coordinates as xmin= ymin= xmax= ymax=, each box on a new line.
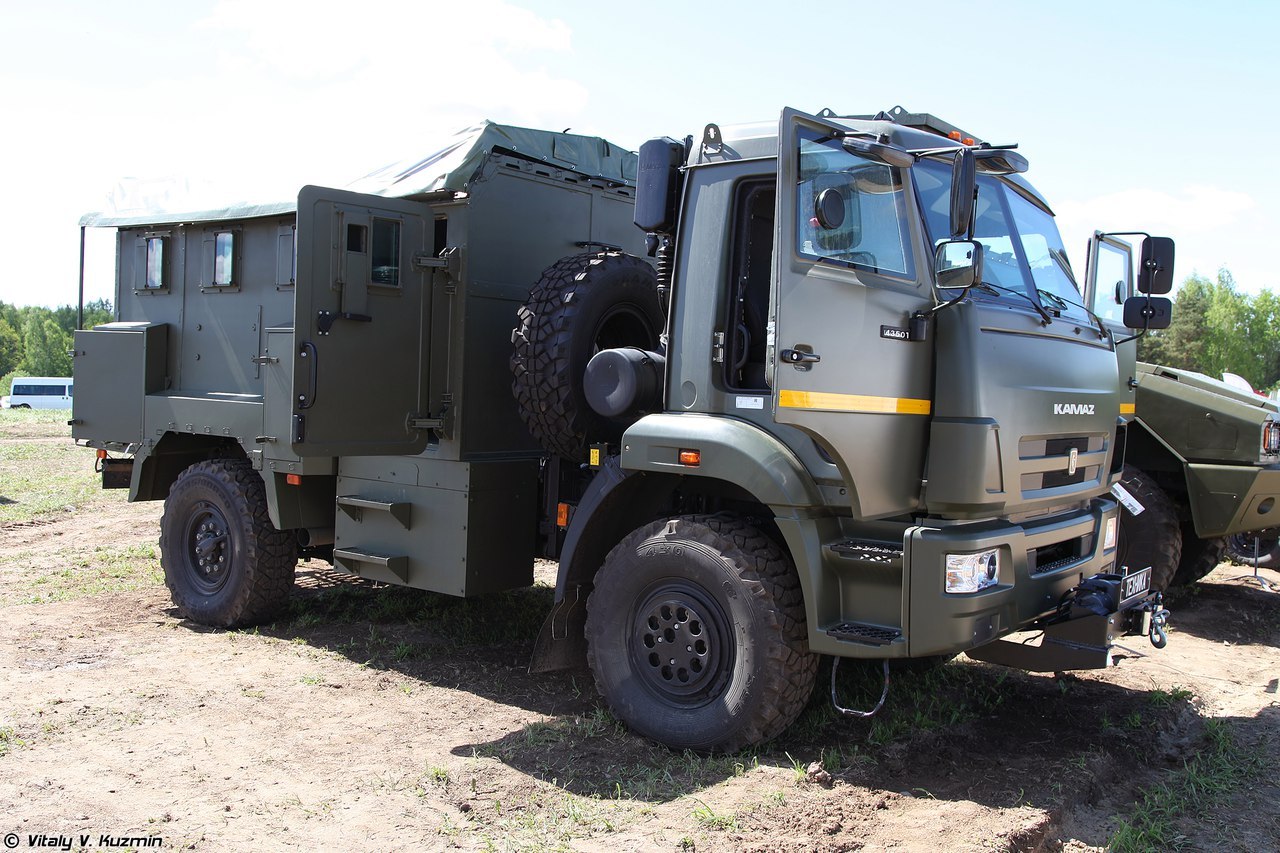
xmin=80 ymin=121 xmax=638 ymax=227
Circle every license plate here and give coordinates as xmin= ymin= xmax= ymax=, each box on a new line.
xmin=1119 ymin=567 xmax=1152 ymax=605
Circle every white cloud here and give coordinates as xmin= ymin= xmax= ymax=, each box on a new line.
xmin=0 ymin=0 xmax=592 ymax=307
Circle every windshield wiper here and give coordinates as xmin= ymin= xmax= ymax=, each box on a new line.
xmin=1036 ymin=287 xmax=1110 ymax=341
xmin=973 ymin=280 xmax=1055 ymax=326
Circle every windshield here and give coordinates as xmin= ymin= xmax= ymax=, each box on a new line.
xmin=915 ymin=160 xmax=1092 ymax=323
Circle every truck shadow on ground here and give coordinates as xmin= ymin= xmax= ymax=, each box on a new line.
xmin=214 ymin=563 xmax=1249 ymax=814
xmin=1163 ymin=574 xmax=1280 ymax=648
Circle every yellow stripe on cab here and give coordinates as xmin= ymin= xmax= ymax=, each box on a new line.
xmin=778 ymin=389 xmax=932 ymax=415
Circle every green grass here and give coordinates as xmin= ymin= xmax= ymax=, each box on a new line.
xmin=1109 ymin=719 xmax=1260 ymax=852
xmin=0 ymin=725 xmax=26 ymax=757
xmin=284 ymin=581 xmax=553 ymax=649
xmin=6 ymin=543 xmax=162 ymax=606
xmin=0 ymin=408 xmax=112 ymax=524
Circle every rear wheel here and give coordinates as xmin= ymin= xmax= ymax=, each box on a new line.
xmin=1115 ymin=465 xmax=1182 ymax=591
xmin=584 ymin=513 xmax=817 ymax=752
xmin=1224 ymin=528 xmax=1280 ymax=570
xmin=160 ymin=458 xmax=296 ymax=627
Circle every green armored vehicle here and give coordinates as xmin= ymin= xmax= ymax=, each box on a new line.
xmin=1080 ymin=235 xmax=1280 ymax=588
xmin=73 ymin=111 xmax=1172 ymax=752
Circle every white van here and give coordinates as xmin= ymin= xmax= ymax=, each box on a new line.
xmin=4 ymin=377 xmax=74 ymax=409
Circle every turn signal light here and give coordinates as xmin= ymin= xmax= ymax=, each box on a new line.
xmin=556 ymin=502 xmax=570 ymax=528
xmin=1264 ymin=421 xmax=1280 ymax=455
xmin=286 ymin=473 xmax=302 ymax=486
xmin=96 ymin=449 xmax=107 ymax=460
xmin=679 ymin=449 xmax=701 ymax=466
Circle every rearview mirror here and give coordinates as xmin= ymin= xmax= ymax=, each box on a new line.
xmin=1137 ymin=236 xmax=1175 ymax=294
xmin=935 ymin=239 xmax=984 ymax=290
xmin=1122 ymin=296 xmax=1172 ymax=330
xmin=950 ymin=148 xmax=976 ymax=238
xmin=634 ymin=137 xmax=685 ymax=234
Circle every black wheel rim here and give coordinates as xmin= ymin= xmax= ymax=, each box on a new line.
xmin=184 ymin=500 xmax=233 ymax=594
xmin=1229 ymin=531 xmax=1280 ymax=555
xmin=630 ymin=580 xmax=733 ymax=706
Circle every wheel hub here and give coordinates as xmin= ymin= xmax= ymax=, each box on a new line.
xmin=632 ymin=584 xmax=730 ymax=703
xmin=186 ymin=502 xmax=231 ymax=593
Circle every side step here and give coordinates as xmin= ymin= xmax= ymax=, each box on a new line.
xmin=825 ymin=622 xmax=903 ymax=646
xmin=337 ymin=495 xmax=412 ymax=529
xmin=333 ymin=547 xmax=409 ymax=582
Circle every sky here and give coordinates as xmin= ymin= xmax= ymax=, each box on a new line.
xmin=2 ymin=0 xmax=1277 ymax=308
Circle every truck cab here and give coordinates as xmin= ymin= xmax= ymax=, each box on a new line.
xmin=545 ymin=108 xmax=1169 ymax=749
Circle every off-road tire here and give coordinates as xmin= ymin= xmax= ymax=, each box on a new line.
xmin=160 ymin=458 xmax=296 ymax=628
xmin=1115 ymin=464 xmax=1182 ymax=592
xmin=584 ymin=513 xmax=817 ymax=752
xmin=1172 ymin=524 xmax=1227 ymax=586
xmin=510 ymin=251 xmax=662 ymax=461
xmin=1224 ymin=527 xmax=1280 ymax=570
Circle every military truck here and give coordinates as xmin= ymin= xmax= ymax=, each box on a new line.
xmin=1080 ymin=236 xmax=1280 ymax=588
xmin=73 ymin=110 xmax=1172 ymax=753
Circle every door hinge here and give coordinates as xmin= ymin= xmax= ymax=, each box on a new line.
xmin=251 ymin=355 xmax=278 ymax=365
xmin=712 ymin=331 xmax=725 ymax=364
xmin=408 ymin=417 xmax=444 ymax=430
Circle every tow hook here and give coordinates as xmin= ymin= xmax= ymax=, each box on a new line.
xmin=1139 ymin=591 xmax=1170 ymax=648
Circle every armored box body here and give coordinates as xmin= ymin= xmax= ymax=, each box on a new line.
xmin=75 ymin=124 xmax=643 ymax=596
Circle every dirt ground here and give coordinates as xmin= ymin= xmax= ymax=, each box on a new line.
xmin=2 ymin=434 xmax=1279 ymax=851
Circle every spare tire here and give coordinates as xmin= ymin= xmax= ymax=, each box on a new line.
xmin=510 ymin=252 xmax=662 ymax=461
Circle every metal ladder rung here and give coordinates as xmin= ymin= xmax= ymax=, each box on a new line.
xmin=333 ymin=547 xmax=409 ymax=582
xmin=337 ymin=495 xmax=412 ymax=529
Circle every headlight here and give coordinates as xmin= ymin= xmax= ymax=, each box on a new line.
xmin=1104 ymin=515 xmax=1118 ymax=550
xmin=1263 ymin=420 xmax=1280 ymax=456
xmin=945 ymin=549 xmax=1000 ymax=593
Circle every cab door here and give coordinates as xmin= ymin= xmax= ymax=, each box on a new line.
xmin=771 ymin=109 xmax=934 ymax=519
xmin=1083 ymin=232 xmax=1139 ymax=407
xmin=292 ymin=186 xmax=434 ymax=457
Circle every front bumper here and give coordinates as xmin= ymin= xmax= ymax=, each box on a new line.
xmin=1185 ymin=462 xmax=1280 ymax=537
xmin=905 ymin=497 xmax=1121 ymax=658
xmin=966 ymin=573 xmax=1168 ymax=671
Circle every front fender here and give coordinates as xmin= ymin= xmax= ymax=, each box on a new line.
xmin=619 ymin=412 xmax=822 ymax=508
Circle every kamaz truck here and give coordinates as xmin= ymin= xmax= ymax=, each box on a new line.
xmin=72 ymin=110 xmax=1172 ymax=752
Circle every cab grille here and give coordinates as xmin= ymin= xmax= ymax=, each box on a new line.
xmin=1018 ymin=434 xmax=1106 ymax=498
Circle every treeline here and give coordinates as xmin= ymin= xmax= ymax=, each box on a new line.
xmin=1 ymin=273 xmax=1275 ymax=396
xmin=0 ymin=300 xmax=113 ymax=394
xmin=1138 ymin=270 xmax=1280 ymax=392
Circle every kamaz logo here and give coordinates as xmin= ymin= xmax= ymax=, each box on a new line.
xmin=1053 ymin=403 xmax=1095 ymax=415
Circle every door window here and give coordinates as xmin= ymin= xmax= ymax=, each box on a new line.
xmin=795 ymin=131 xmax=914 ymax=278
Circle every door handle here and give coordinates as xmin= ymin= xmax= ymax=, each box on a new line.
xmin=781 ymin=348 xmax=821 ymax=366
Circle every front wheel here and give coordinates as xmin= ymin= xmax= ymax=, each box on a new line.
xmin=160 ymin=458 xmax=296 ymax=627
xmin=584 ymin=513 xmax=817 ymax=752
